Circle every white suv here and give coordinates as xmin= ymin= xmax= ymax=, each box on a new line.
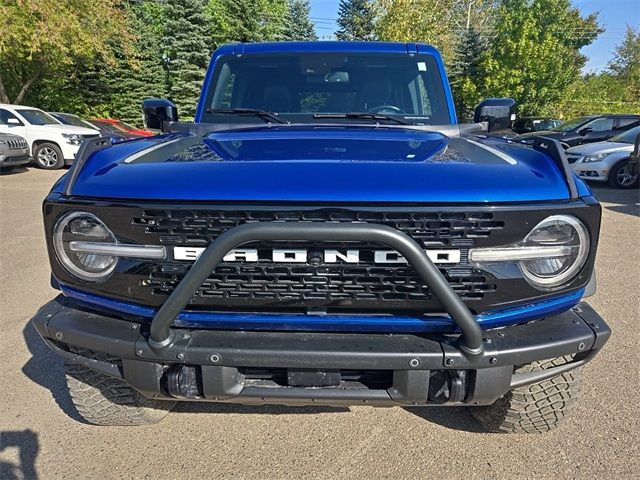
xmin=0 ymin=104 xmax=100 ymax=170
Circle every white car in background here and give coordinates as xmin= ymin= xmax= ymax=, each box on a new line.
xmin=0 ymin=104 xmax=99 ymax=170
xmin=566 ymin=126 xmax=640 ymax=189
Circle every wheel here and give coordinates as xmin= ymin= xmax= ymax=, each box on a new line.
xmin=33 ymin=142 xmax=64 ymax=169
xmin=607 ymin=159 xmax=639 ymax=189
xmin=65 ymin=349 xmax=176 ymax=426
xmin=470 ymin=356 xmax=582 ymax=433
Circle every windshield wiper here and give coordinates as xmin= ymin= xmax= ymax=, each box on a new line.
xmin=313 ymin=112 xmax=411 ymax=125
xmin=206 ymin=108 xmax=287 ymax=124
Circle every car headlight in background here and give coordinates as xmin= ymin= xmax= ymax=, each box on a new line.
xmin=62 ymin=133 xmax=83 ymax=145
xmin=53 ymin=211 xmax=166 ymax=282
xmin=469 ymin=215 xmax=589 ymax=289
xmin=581 ymin=153 xmax=609 ymax=163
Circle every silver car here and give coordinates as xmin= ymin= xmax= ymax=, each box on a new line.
xmin=0 ymin=132 xmax=29 ymax=168
xmin=567 ymin=126 xmax=640 ymax=189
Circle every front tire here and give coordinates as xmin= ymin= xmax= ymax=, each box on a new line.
xmin=471 ymin=356 xmax=582 ymax=433
xmin=65 ymin=349 xmax=176 ymax=426
xmin=33 ymin=142 xmax=65 ymax=170
xmin=608 ymin=159 xmax=639 ymax=189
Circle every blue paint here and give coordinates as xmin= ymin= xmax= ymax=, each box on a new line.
xmin=67 ymin=126 xmax=571 ymax=202
xmin=59 ymin=283 xmax=584 ymax=334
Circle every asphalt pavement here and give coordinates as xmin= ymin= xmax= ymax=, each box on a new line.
xmin=1 ymin=167 xmax=638 ymax=479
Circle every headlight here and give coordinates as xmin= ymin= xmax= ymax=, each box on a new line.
xmin=62 ymin=133 xmax=83 ymax=145
xmin=581 ymin=153 xmax=609 ymax=163
xmin=469 ymin=215 xmax=589 ymax=289
xmin=53 ymin=212 xmax=118 ymax=281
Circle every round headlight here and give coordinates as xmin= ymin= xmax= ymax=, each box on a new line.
xmin=53 ymin=212 xmax=118 ymax=281
xmin=520 ymin=215 xmax=589 ymax=288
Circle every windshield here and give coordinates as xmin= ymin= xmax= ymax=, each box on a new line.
xmin=552 ymin=117 xmax=591 ymax=132
xmin=609 ymin=126 xmax=640 ymax=144
xmin=55 ymin=114 xmax=94 ymax=129
xmin=17 ymin=109 xmax=60 ymax=126
xmin=202 ymin=53 xmax=451 ymax=125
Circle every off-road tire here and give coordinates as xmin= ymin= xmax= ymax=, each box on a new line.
xmin=65 ymin=349 xmax=176 ymax=426
xmin=471 ymin=356 xmax=582 ymax=433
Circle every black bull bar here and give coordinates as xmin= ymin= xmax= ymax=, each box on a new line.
xmin=147 ymin=222 xmax=485 ymax=357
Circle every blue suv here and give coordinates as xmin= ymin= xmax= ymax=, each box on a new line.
xmin=32 ymin=42 xmax=609 ymax=432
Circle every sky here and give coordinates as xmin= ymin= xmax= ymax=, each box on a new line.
xmin=308 ymin=0 xmax=640 ymax=72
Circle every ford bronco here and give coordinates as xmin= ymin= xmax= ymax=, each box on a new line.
xmin=32 ymin=42 xmax=610 ymax=432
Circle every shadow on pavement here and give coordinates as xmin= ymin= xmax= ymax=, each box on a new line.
xmin=21 ymin=321 xmax=87 ymax=424
xmin=403 ymin=407 xmax=485 ymax=433
xmin=0 ymin=166 xmax=30 ymax=176
xmin=0 ymin=430 xmax=39 ymax=480
xmin=589 ymin=184 xmax=639 ymax=217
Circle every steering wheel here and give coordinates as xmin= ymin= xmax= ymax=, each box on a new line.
xmin=368 ymin=105 xmax=406 ymax=115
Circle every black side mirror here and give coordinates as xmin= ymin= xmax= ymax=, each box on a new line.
xmin=579 ymin=127 xmax=593 ymax=135
xmin=143 ymin=98 xmax=178 ymax=132
xmin=473 ymin=98 xmax=516 ymax=132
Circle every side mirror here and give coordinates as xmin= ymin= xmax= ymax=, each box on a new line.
xmin=473 ymin=98 xmax=516 ymax=133
xmin=142 ymin=98 xmax=178 ymax=132
xmin=7 ymin=118 xmax=21 ymax=126
xmin=579 ymin=127 xmax=593 ymax=135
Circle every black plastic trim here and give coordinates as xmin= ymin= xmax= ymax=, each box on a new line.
xmin=63 ymin=137 xmax=113 ymax=196
xmin=147 ymin=222 xmax=484 ymax=356
xmin=32 ymin=297 xmax=610 ymax=406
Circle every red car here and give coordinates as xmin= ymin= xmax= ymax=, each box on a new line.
xmin=90 ymin=118 xmax=154 ymax=137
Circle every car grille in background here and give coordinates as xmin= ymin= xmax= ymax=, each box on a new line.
xmin=130 ymin=209 xmax=504 ymax=312
xmin=7 ymin=139 xmax=27 ymax=150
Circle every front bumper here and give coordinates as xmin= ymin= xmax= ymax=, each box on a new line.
xmin=0 ymin=152 xmax=30 ymax=166
xmin=33 ymin=296 xmax=610 ymax=407
xmin=572 ymin=163 xmax=609 ymax=182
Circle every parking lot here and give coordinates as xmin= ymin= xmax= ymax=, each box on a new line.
xmin=1 ymin=167 xmax=638 ymax=480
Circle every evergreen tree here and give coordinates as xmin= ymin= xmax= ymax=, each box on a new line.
xmin=108 ymin=1 xmax=169 ymax=125
xmin=208 ymin=0 xmax=289 ymax=45
xmin=284 ymin=0 xmax=317 ymax=40
xmin=448 ymin=27 xmax=487 ymax=121
xmin=165 ymin=0 xmax=211 ymax=120
xmin=336 ymin=0 xmax=376 ymax=41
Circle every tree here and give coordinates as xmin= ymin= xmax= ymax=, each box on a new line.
xmin=165 ymin=0 xmax=212 ymax=120
xmin=0 ymin=0 xmax=133 ymax=105
xmin=373 ymin=0 xmax=454 ymax=60
xmin=107 ymin=1 xmax=170 ymax=124
xmin=284 ymin=0 xmax=317 ymax=40
xmin=479 ymin=0 xmax=602 ymax=116
xmin=208 ymin=0 xmax=289 ymax=45
xmin=336 ymin=0 xmax=376 ymax=41
xmin=449 ymin=27 xmax=488 ymax=120
xmin=608 ymin=26 xmax=640 ymax=105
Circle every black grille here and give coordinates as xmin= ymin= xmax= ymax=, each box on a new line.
xmin=133 ymin=209 xmax=505 ymax=246
xmin=131 ymin=208 xmax=503 ymax=312
xmin=145 ymin=263 xmax=496 ymax=310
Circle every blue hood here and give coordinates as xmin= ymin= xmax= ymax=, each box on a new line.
xmin=66 ymin=126 xmax=574 ymax=203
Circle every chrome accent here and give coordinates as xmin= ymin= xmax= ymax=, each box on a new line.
xmin=468 ymin=246 xmax=572 ymax=262
xmin=69 ymin=241 xmax=166 ymax=259
xmin=172 ymin=246 xmax=461 ymax=264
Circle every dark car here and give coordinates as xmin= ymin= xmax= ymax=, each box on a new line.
xmin=50 ymin=112 xmax=129 ymax=143
xmin=512 ymin=117 xmax=563 ymax=134
xmin=514 ymin=114 xmax=640 ymax=148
